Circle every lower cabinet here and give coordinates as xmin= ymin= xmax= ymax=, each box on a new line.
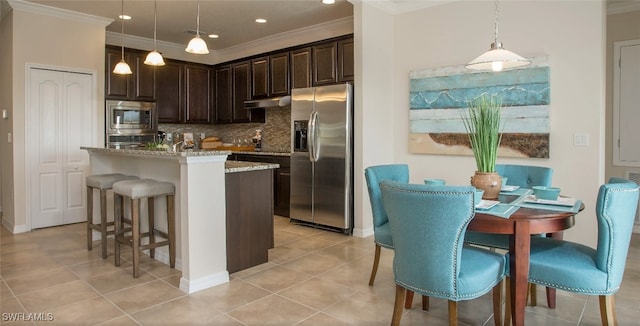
xmin=225 ymin=169 xmax=274 ymax=274
xmin=229 ymin=154 xmax=290 ymax=217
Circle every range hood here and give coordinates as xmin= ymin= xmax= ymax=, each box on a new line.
xmin=244 ymin=95 xmax=291 ymax=109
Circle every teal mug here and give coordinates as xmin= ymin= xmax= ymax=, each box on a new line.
xmin=474 ymin=188 xmax=484 ymax=204
xmin=424 ymin=179 xmax=446 ymax=186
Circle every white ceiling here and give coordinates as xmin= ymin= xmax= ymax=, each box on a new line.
xmin=25 ymin=0 xmax=354 ymax=50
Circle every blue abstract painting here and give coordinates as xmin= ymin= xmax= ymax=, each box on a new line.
xmin=408 ymin=57 xmax=550 ymax=158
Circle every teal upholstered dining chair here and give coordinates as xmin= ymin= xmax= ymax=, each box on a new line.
xmin=506 ymin=178 xmax=639 ymax=326
xmin=364 ymin=164 xmax=409 ymax=286
xmin=380 ymin=181 xmax=506 ymax=326
xmin=465 ymin=164 xmax=554 ymax=307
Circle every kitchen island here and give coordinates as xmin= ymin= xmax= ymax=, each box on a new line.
xmin=82 ymin=147 xmax=278 ymax=293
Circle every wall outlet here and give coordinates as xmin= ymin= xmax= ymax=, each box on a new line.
xmin=166 ymin=133 xmax=173 ymax=142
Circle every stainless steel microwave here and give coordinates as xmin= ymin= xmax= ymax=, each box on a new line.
xmin=105 ymin=100 xmax=157 ymax=136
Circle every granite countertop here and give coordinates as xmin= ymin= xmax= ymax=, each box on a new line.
xmin=81 ymin=147 xmax=231 ymax=157
xmin=231 ymin=151 xmax=290 ymax=157
xmin=225 ymin=161 xmax=279 ymax=173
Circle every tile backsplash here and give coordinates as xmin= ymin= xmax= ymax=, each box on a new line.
xmin=159 ymin=105 xmax=291 ymax=153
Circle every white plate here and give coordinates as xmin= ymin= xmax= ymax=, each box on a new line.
xmin=501 ymin=185 xmax=520 ymax=192
xmin=523 ymin=195 xmax=577 ymax=207
xmin=476 ymin=200 xmax=500 ymax=210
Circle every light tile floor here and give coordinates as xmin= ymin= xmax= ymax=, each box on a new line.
xmin=1 ymin=216 xmax=640 ymax=325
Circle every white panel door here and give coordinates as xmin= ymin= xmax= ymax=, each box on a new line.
xmin=29 ymin=68 xmax=93 ymax=229
xmin=614 ymin=40 xmax=640 ymax=166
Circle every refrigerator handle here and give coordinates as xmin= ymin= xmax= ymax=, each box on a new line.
xmin=308 ymin=111 xmax=319 ymax=162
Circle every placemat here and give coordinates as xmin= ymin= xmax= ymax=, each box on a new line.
xmin=475 ymin=203 xmax=519 ymax=219
xmin=512 ymin=195 xmax=583 ymax=213
xmin=499 ymin=188 xmax=533 ymax=196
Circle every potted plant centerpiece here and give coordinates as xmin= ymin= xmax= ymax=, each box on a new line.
xmin=461 ymin=94 xmax=504 ymax=199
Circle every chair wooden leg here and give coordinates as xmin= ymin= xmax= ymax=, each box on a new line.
xmin=493 ymin=280 xmax=503 ymax=326
xmin=599 ymin=295 xmax=618 ymax=326
xmin=99 ymin=189 xmax=108 ymax=259
xmin=87 ymin=186 xmax=93 ymax=251
xmin=504 ymin=277 xmax=511 ymax=326
xmin=167 ymin=194 xmax=176 ymax=268
xmin=114 ymin=194 xmax=122 ymax=267
xmin=448 ymin=300 xmax=458 ymax=326
xmin=391 ymin=285 xmax=406 ymax=326
xmin=369 ymin=243 xmax=381 ymax=286
xmin=404 ymin=290 xmax=414 ymax=309
xmin=148 ymin=197 xmax=155 ymax=259
xmin=422 ymin=295 xmax=429 ymax=311
xmin=546 ymin=287 xmax=556 ymax=309
xmin=131 ymin=198 xmax=140 ymax=278
xmin=529 ymin=283 xmax=537 ymax=306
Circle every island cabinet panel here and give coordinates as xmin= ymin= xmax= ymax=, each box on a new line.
xmin=156 ymin=60 xmax=184 ymax=123
xmin=338 ymin=37 xmax=354 ymax=83
xmin=225 ymin=169 xmax=274 ymax=274
xmin=290 ymin=47 xmax=312 ymax=89
xmin=270 ymin=52 xmax=290 ymax=96
xmin=312 ymin=42 xmax=338 ymax=86
xmin=185 ymin=64 xmax=211 ymax=123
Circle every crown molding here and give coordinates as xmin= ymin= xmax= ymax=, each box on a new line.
xmin=348 ymin=0 xmax=451 ymax=15
xmin=7 ymin=0 xmax=112 ymax=26
xmin=607 ymin=0 xmax=640 ymax=15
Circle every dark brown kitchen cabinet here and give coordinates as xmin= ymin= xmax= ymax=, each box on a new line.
xmin=251 ymin=56 xmax=269 ymax=99
xmin=312 ymin=42 xmax=338 ymax=86
xmin=270 ymin=52 xmax=290 ymax=96
xmin=184 ymin=64 xmax=211 ymax=123
xmin=290 ymin=47 xmax=312 ymax=89
xmin=338 ymin=37 xmax=354 ymax=83
xmin=155 ymin=60 xmax=184 ymax=123
xmin=213 ymin=65 xmax=232 ymax=124
xmin=232 ymin=61 xmax=251 ymax=122
xmin=213 ymin=62 xmax=265 ymax=124
xmin=105 ymin=46 xmax=155 ymax=101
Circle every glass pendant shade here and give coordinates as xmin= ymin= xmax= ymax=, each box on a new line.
xmin=144 ymin=50 xmax=165 ymax=66
xmin=186 ymin=36 xmax=209 ymax=54
xmin=466 ymin=42 xmax=530 ymax=71
xmin=144 ymin=0 xmax=165 ymax=66
xmin=466 ymin=0 xmax=530 ymax=72
xmin=113 ymin=60 xmax=133 ymax=74
xmin=185 ymin=1 xmax=209 ymax=54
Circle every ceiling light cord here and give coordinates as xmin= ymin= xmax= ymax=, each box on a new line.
xmin=114 ymin=0 xmax=133 ymax=74
xmin=120 ymin=0 xmax=125 ymax=61
xmin=196 ymin=1 xmax=201 ymax=37
xmin=153 ymin=0 xmax=158 ymax=48
xmin=493 ymin=0 xmax=499 ymax=45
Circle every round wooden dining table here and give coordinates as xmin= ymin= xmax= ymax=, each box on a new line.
xmin=469 ymin=204 xmax=583 ymax=326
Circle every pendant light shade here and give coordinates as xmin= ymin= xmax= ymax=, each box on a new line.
xmin=145 ymin=0 xmax=165 ymax=66
xmin=185 ymin=1 xmax=209 ymax=54
xmin=114 ymin=0 xmax=132 ymax=74
xmin=465 ymin=0 xmax=530 ymax=72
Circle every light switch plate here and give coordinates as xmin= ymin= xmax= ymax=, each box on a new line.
xmin=574 ymin=133 xmax=589 ymax=147
xmin=1 ymin=110 xmax=7 ymax=119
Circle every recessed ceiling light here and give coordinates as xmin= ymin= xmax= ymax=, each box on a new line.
xmin=118 ymin=14 xmax=131 ymax=20
xmin=322 ymin=0 xmax=335 ymax=4
xmin=255 ymin=18 xmax=267 ymax=23
xmin=208 ymin=34 xmax=219 ymax=39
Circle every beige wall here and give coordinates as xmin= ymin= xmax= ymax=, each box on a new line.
xmin=0 ymin=10 xmax=13 ymax=222
xmin=0 ymin=6 xmax=107 ymax=231
xmin=606 ymin=10 xmax=640 ymax=181
xmin=356 ymin=1 xmax=606 ymax=247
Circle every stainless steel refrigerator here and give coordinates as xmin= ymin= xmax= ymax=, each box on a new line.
xmin=290 ymin=84 xmax=353 ymax=234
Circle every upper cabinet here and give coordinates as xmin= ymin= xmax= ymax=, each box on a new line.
xmin=269 ymin=52 xmax=290 ymax=96
xmin=290 ymin=47 xmax=312 ymax=89
xmin=184 ymin=64 xmax=211 ymax=123
xmin=312 ymin=42 xmax=338 ymax=86
xmin=338 ymin=37 xmax=354 ymax=83
xmin=251 ymin=57 xmax=269 ymax=99
xmin=105 ymin=46 xmax=155 ymax=101
xmin=156 ymin=60 xmax=184 ymax=123
xmin=214 ymin=62 xmax=265 ymax=124
xmin=213 ymin=65 xmax=233 ymax=124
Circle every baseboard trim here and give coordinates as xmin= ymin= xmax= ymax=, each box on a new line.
xmin=179 ymin=271 xmax=229 ymax=294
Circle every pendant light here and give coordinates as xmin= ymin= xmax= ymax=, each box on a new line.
xmin=113 ymin=0 xmax=132 ymax=74
xmin=144 ymin=0 xmax=165 ymax=66
xmin=185 ymin=1 xmax=209 ymax=54
xmin=465 ymin=0 xmax=530 ymax=72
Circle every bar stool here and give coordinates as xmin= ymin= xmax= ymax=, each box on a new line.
xmin=112 ymin=179 xmax=176 ymax=278
xmin=86 ymin=173 xmax=139 ymax=259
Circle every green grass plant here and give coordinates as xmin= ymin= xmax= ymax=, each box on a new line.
xmin=460 ymin=94 xmax=503 ymax=172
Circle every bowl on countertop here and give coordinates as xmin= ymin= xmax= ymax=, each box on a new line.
xmin=532 ymin=186 xmax=561 ymax=200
